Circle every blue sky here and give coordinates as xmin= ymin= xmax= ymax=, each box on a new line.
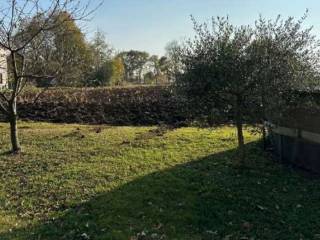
xmin=86 ymin=0 xmax=320 ymax=56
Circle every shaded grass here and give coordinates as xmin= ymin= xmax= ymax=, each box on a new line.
xmin=0 ymin=122 xmax=319 ymax=239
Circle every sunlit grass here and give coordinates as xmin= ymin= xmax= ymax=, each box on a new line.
xmin=0 ymin=122 xmax=319 ymax=239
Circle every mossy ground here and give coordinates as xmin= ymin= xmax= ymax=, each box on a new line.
xmin=0 ymin=122 xmax=319 ymax=239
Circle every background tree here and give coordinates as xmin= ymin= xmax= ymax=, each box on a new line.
xmin=23 ymin=11 xmax=93 ymax=87
xmin=118 ymin=50 xmax=149 ymax=84
xmin=87 ymin=30 xmax=114 ymax=86
xmin=157 ymin=56 xmax=171 ymax=84
xmin=165 ymin=40 xmax=183 ymax=82
xmin=86 ymin=60 xmax=113 ymax=87
xmin=143 ymin=71 xmax=156 ymax=84
xmin=250 ymin=13 xmax=320 ymax=144
xmin=110 ymin=56 xmax=125 ymax=86
xmin=146 ymin=55 xmax=173 ymax=85
xmin=52 ymin=12 xmax=93 ymax=86
xmin=90 ymin=30 xmax=113 ymax=66
xmin=148 ymin=55 xmax=159 ymax=84
xmin=0 ymin=0 xmax=100 ymax=153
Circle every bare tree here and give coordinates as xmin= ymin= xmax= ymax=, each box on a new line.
xmin=0 ymin=0 xmax=101 ymax=154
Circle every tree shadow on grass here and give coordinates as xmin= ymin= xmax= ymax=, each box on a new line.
xmin=1 ymin=141 xmax=320 ymax=240
xmin=0 ymin=151 xmax=12 ymax=156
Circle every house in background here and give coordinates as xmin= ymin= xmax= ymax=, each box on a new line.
xmin=0 ymin=48 xmax=9 ymax=89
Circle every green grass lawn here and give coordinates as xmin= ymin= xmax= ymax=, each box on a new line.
xmin=0 ymin=122 xmax=319 ymax=240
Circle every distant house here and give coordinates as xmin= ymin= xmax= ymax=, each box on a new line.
xmin=0 ymin=48 xmax=9 ymax=89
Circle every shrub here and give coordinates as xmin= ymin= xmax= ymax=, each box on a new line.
xmin=13 ymin=86 xmax=189 ymax=125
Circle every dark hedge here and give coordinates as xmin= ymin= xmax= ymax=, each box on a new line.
xmin=11 ymin=86 xmax=190 ymax=125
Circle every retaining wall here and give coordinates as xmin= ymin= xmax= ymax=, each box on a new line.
xmin=271 ymin=125 xmax=320 ymax=174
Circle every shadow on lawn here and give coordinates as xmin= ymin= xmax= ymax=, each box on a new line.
xmin=1 ymin=141 xmax=319 ymax=240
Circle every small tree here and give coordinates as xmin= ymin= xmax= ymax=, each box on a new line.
xmin=90 ymin=30 xmax=113 ymax=65
xmin=251 ymin=13 xmax=320 ymax=133
xmin=87 ymin=30 xmax=114 ymax=86
xmin=20 ymin=11 xmax=96 ymax=87
xmin=0 ymin=0 xmax=100 ymax=154
xmin=111 ymin=56 xmax=125 ymax=86
xmin=177 ymin=14 xmax=320 ymax=164
xmin=177 ymin=17 xmax=256 ymax=163
xmin=165 ymin=40 xmax=182 ymax=82
xmin=148 ymin=55 xmax=160 ymax=84
xmin=118 ymin=50 xmax=149 ymax=84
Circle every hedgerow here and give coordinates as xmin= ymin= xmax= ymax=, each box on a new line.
xmin=14 ymin=86 xmax=190 ymax=125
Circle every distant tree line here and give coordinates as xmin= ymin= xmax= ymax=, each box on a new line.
xmin=22 ymin=12 xmax=179 ymax=88
xmin=0 ymin=0 xmax=180 ymax=154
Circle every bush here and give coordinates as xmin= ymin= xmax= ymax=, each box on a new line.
xmin=13 ymin=86 xmax=189 ymax=125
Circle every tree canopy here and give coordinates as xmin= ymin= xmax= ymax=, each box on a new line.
xmin=176 ymin=14 xmax=320 ymax=163
xmin=118 ymin=50 xmax=150 ymax=83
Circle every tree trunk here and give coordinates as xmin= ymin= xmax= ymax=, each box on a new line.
xmin=235 ymin=99 xmax=245 ymax=164
xmin=125 ymin=71 xmax=130 ymax=83
xmin=262 ymin=123 xmax=267 ymax=150
xmin=261 ymin=91 xmax=267 ymax=150
xmin=9 ymin=101 xmax=21 ymax=154
xmin=139 ymin=69 xmax=143 ymax=84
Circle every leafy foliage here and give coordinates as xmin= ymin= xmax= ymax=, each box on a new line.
xmin=14 ymin=86 xmax=189 ymax=125
xmin=118 ymin=50 xmax=150 ymax=83
xmin=250 ymin=13 xmax=320 ymax=125
xmin=110 ymin=56 xmax=125 ymax=86
xmin=176 ymin=14 xmax=320 ymax=162
xmin=86 ymin=30 xmax=115 ymax=86
xmin=25 ymin=11 xmax=93 ymax=87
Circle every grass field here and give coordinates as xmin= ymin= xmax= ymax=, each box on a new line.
xmin=0 ymin=122 xmax=319 ymax=240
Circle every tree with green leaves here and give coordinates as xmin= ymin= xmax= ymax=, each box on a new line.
xmin=140 ymin=55 xmax=160 ymax=84
xmin=118 ymin=50 xmax=149 ymax=84
xmin=90 ymin=30 xmax=113 ymax=65
xmin=176 ymin=14 xmax=319 ymax=164
xmin=52 ymin=12 xmax=93 ymax=86
xmin=110 ymin=56 xmax=125 ymax=86
xmin=22 ymin=11 xmax=94 ymax=87
xmin=164 ymin=40 xmax=182 ymax=82
xmin=87 ymin=30 xmax=114 ymax=86
xmin=147 ymin=55 xmax=173 ymax=85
